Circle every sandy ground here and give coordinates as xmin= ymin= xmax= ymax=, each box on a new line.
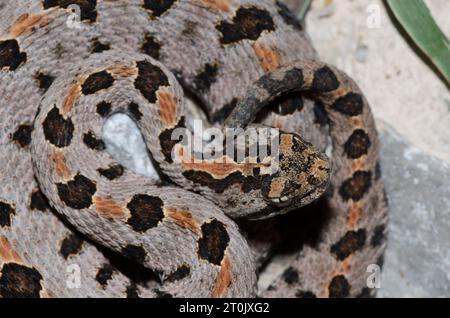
xmin=306 ymin=0 xmax=450 ymax=162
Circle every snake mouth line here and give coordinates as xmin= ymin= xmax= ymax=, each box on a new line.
xmin=249 ymin=177 xmax=330 ymax=221
xmin=268 ymin=165 xmax=332 ymax=208
xmin=267 ymin=182 xmax=326 ymax=207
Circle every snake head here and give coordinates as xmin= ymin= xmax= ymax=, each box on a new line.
xmin=261 ymin=133 xmax=330 ymax=208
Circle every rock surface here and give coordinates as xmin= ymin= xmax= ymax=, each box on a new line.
xmin=378 ymin=122 xmax=450 ymax=297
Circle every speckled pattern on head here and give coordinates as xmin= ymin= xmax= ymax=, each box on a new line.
xmin=0 ymin=0 xmax=387 ymax=298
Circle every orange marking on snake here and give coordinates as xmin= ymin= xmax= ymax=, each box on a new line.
xmin=195 ymin=0 xmax=231 ymax=12
xmin=279 ymin=134 xmax=294 ymax=155
xmin=0 ymin=236 xmax=22 ymax=264
xmin=351 ymin=117 xmax=364 ymax=129
xmin=252 ymin=43 xmax=281 ymax=72
xmin=51 ymin=149 xmax=70 ymax=180
xmin=157 ymin=88 xmax=177 ymax=127
xmin=212 ymin=256 xmax=232 ymax=298
xmin=165 ymin=207 xmax=200 ymax=235
xmin=339 ymin=257 xmax=352 ymax=274
xmin=173 ymin=144 xmax=192 ymax=163
xmin=93 ymin=196 xmax=126 ymax=219
xmin=333 ymin=87 xmax=348 ymax=98
xmin=346 ymin=204 xmax=362 ymax=230
xmin=327 ymin=258 xmax=354 ymax=296
xmin=176 ymin=145 xmax=269 ymax=178
xmin=9 ymin=13 xmax=49 ymax=37
xmin=303 ymin=70 xmax=314 ymax=87
xmin=182 ymin=158 xmax=267 ymax=178
xmin=108 ymin=66 xmax=137 ymax=78
xmin=351 ymin=158 xmax=365 ymax=171
xmin=62 ymin=78 xmax=84 ymax=113
xmin=268 ymin=178 xmax=285 ymax=199
xmin=323 ymin=257 xmax=353 ymax=297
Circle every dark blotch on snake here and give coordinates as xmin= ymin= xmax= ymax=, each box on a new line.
xmin=56 ymin=174 xmax=97 ymax=210
xmin=216 ymin=7 xmax=275 ymax=44
xmin=0 ymin=263 xmax=43 ymax=298
xmin=197 ymin=219 xmax=230 ymax=265
xmin=267 ymin=284 xmax=277 ymax=291
xmin=344 ymin=129 xmax=371 ymax=159
xmin=165 ymin=265 xmax=190 ymax=283
xmin=141 ymin=33 xmax=161 ymax=60
xmin=211 ymin=98 xmax=237 ymax=124
xmin=330 ymin=229 xmax=366 ymax=261
xmin=258 ymin=68 xmax=303 ymax=95
xmin=95 ymin=263 xmax=115 ymax=288
xmin=35 ymin=72 xmax=55 ymax=92
xmin=313 ymin=101 xmax=330 ymax=127
xmin=0 ymin=39 xmax=27 ymax=71
xmin=159 ymin=117 xmax=186 ymax=163
xmin=126 ymin=194 xmax=164 ymax=233
xmin=328 ymin=275 xmax=351 ymax=298
xmin=377 ymin=255 xmax=385 ymax=269
xmin=122 ymin=244 xmax=147 ymax=264
xmin=0 ymin=201 xmax=15 ymax=228
xmin=97 ymin=164 xmax=124 ymax=181
xmin=60 ymin=233 xmax=84 ymax=259
xmin=270 ymin=92 xmax=304 ymax=115
xmin=339 ymin=170 xmax=372 ymax=202
xmin=126 ymin=283 xmax=139 ymax=298
xmin=183 ymin=170 xmax=262 ymax=194
xmin=83 ymin=131 xmax=106 ymax=151
xmin=371 ymin=224 xmax=386 ymax=247
xmin=43 ymin=0 xmax=98 ymax=22
xmin=128 ymin=102 xmax=143 ymax=121
xmin=81 ymin=70 xmax=114 ymax=95
xmin=135 ymin=60 xmax=169 ymax=103
xmin=96 ymin=101 xmax=112 ymax=117
xmin=193 ymin=63 xmax=219 ymax=93
xmin=181 ymin=20 xmax=198 ymax=38
xmin=11 ymin=124 xmax=33 ymax=148
xmin=357 ymin=287 xmax=373 ymax=298
xmin=295 ymin=290 xmax=317 ymax=298
xmin=375 ymin=161 xmax=382 ymax=181
xmin=312 ymin=66 xmax=340 ymax=92
xmin=282 ymin=267 xmax=299 ymax=285
xmin=42 ymin=106 xmax=74 ymax=148
xmin=30 ymin=189 xmax=50 ymax=212
xmin=91 ymin=38 xmax=110 ymax=53
xmin=331 ymin=92 xmax=364 ymax=116
xmin=276 ymin=1 xmax=303 ymax=30
xmin=142 ymin=0 xmax=176 ymax=18
xmin=155 ymin=290 xmax=173 ymax=298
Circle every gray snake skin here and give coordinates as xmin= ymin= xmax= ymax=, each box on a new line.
xmin=0 ymin=0 xmax=388 ymax=298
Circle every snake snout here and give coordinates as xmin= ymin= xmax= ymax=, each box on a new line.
xmin=261 ymin=133 xmax=331 ymax=208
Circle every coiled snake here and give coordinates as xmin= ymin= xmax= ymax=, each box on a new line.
xmin=0 ymin=0 xmax=388 ymax=298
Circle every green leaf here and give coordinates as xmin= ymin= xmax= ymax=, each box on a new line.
xmin=387 ymin=0 xmax=450 ymax=87
xmin=297 ymin=0 xmax=312 ymax=21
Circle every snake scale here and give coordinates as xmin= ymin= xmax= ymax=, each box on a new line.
xmin=0 ymin=0 xmax=388 ymax=298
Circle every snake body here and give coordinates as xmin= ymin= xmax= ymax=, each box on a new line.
xmin=0 ymin=0 xmax=388 ymax=298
